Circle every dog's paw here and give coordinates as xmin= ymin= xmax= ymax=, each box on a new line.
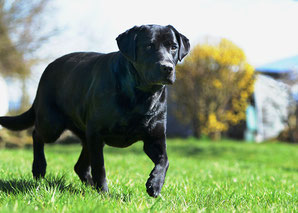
xmin=146 ymin=175 xmax=164 ymax=198
xmin=95 ymin=181 xmax=109 ymax=194
xmin=86 ymin=175 xmax=94 ymax=186
xmin=32 ymin=160 xmax=46 ymax=179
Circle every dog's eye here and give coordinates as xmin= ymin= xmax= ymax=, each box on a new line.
xmin=171 ymin=45 xmax=178 ymax=51
xmin=146 ymin=44 xmax=154 ymax=51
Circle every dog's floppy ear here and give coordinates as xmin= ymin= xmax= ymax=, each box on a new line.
xmin=167 ymin=25 xmax=190 ymax=61
xmin=116 ymin=26 xmax=139 ymax=61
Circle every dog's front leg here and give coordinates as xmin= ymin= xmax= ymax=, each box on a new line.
xmin=86 ymin=131 xmax=108 ymax=193
xmin=143 ymin=135 xmax=169 ymax=197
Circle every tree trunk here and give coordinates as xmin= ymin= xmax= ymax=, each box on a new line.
xmin=20 ymin=79 xmax=30 ymax=111
xmin=209 ymin=132 xmax=221 ymax=141
xmin=192 ymin=119 xmax=201 ymax=138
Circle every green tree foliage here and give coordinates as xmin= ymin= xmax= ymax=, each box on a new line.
xmin=0 ymin=0 xmax=56 ymax=147
xmin=0 ymin=0 xmax=55 ymax=111
xmin=170 ymin=38 xmax=255 ymax=139
xmin=0 ymin=0 xmax=53 ymax=78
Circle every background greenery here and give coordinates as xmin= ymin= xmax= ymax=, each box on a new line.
xmin=171 ymin=39 xmax=255 ymax=139
xmin=0 ymin=138 xmax=296 ymax=212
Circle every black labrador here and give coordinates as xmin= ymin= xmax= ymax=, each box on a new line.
xmin=0 ymin=24 xmax=190 ymax=197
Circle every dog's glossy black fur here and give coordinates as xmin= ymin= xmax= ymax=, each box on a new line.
xmin=0 ymin=24 xmax=190 ymax=197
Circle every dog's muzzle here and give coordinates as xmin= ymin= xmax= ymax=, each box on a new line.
xmin=160 ymin=63 xmax=174 ymax=75
xmin=159 ymin=62 xmax=175 ymax=84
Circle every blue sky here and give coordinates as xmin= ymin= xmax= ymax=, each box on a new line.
xmin=8 ymin=0 xmax=298 ymax=103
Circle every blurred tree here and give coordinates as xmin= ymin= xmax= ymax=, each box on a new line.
xmin=170 ymin=38 xmax=255 ymax=140
xmin=0 ymin=0 xmax=55 ymax=110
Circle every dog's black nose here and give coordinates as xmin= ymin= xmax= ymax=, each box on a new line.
xmin=161 ymin=64 xmax=174 ymax=74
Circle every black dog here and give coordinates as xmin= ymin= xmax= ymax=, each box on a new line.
xmin=0 ymin=24 xmax=190 ymax=197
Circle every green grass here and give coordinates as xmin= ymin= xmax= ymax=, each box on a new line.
xmin=0 ymin=138 xmax=297 ymax=212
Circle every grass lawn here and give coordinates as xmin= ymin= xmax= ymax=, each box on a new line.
xmin=0 ymin=138 xmax=297 ymax=212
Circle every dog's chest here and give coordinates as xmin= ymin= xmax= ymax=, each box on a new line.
xmin=102 ymin=103 xmax=164 ymax=147
xmin=102 ymin=117 xmax=149 ymax=147
xmin=107 ymin=108 xmax=157 ymax=134
xmin=99 ymin=87 xmax=166 ymax=147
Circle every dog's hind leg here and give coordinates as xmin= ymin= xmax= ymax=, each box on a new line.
xmin=74 ymin=143 xmax=93 ymax=185
xmin=32 ymin=129 xmax=47 ymax=179
xmin=32 ymin=106 xmax=66 ymax=179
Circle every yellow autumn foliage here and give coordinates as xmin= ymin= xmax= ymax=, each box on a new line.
xmin=170 ymin=38 xmax=255 ymax=138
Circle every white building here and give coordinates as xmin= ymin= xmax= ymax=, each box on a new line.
xmin=248 ymin=55 xmax=298 ymax=142
xmin=253 ymin=75 xmax=293 ymax=142
xmin=0 ymin=76 xmax=9 ymax=129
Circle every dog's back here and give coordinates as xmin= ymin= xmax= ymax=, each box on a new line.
xmin=0 ymin=51 xmax=119 ymax=139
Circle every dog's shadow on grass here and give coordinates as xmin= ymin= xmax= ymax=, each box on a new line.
xmin=0 ymin=176 xmax=133 ymax=202
xmin=0 ymin=176 xmax=80 ymax=195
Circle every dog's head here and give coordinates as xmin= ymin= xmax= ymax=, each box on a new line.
xmin=116 ymin=25 xmax=190 ymax=86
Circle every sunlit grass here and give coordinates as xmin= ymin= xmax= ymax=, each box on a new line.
xmin=0 ymin=139 xmax=297 ymax=212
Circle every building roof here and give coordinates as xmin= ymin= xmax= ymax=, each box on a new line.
xmin=292 ymin=85 xmax=298 ymax=102
xmin=256 ymin=55 xmax=298 ymax=73
xmin=294 ymin=93 xmax=298 ymax=102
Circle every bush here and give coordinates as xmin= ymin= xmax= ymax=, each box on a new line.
xmin=170 ymin=38 xmax=255 ymax=139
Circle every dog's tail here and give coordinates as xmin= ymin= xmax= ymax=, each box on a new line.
xmin=0 ymin=106 xmax=35 ymax=131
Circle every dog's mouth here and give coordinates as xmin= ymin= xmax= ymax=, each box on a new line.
xmin=139 ymin=67 xmax=176 ymax=87
xmin=152 ymin=74 xmax=175 ymax=85
xmin=163 ymin=71 xmax=176 ymax=85
xmin=163 ymin=77 xmax=175 ymax=85
xmin=150 ymin=77 xmax=175 ymax=86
